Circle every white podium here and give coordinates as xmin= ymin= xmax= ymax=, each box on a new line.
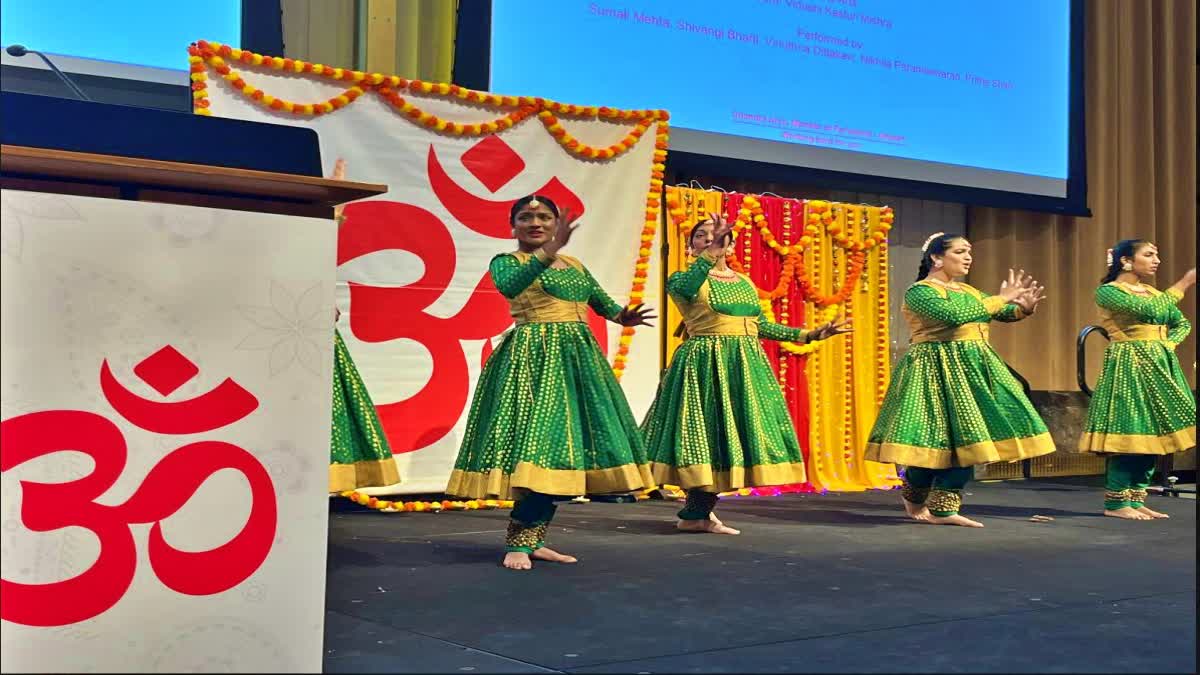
xmin=1 ymin=145 xmax=386 ymax=672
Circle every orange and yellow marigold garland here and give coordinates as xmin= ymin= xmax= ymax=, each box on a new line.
xmin=612 ymin=121 xmax=668 ymax=381
xmin=188 ymin=40 xmax=667 ymax=154
xmin=342 ymin=490 xmax=514 ymax=513
xmin=189 ymin=39 xmax=667 ymax=378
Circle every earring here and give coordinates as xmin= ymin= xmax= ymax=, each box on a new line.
xmin=1122 ymin=262 xmax=1133 ymax=271
xmin=933 ymin=260 xmax=943 ymax=269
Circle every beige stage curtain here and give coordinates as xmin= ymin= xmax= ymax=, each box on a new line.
xmin=968 ymin=0 xmax=1197 ymax=391
xmin=281 ymin=0 xmax=457 ymax=82
xmin=281 ymin=0 xmax=357 ymax=67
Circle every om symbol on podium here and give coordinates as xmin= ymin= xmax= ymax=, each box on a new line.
xmin=0 ymin=345 xmax=276 ymax=627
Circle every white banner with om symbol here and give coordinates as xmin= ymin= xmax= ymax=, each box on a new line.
xmin=203 ymin=64 xmax=665 ymax=494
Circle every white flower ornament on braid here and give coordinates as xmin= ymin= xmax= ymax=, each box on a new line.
xmin=921 ymin=232 xmax=945 ymax=253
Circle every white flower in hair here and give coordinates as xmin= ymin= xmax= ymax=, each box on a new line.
xmin=1106 ymin=248 xmax=1113 ymax=267
xmin=921 ymin=232 xmax=945 ymax=253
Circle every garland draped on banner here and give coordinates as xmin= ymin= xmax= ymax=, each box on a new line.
xmin=193 ymin=40 xmax=668 ymax=494
xmin=664 ymin=187 xmax=900 ymax=493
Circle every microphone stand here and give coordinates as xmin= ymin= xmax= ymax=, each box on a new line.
xmin=5 ymin=45 xmax=93 ymax=102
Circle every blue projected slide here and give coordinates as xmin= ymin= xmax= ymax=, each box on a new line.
xmin=2 ymin=0 xmax=240 ymax=72
xmin=491 ymin=0 xmax=1071 ymax=190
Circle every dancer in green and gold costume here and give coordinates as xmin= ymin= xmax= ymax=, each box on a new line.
xmin=865 ymin=233 xmax=1054 ymax=527
xmin=328 ymin=158 xmax=399 ymax=493
xmin=641 ymin=214 xmax=851 ymax=535
xmin=1078 ymin=239 xmax=1196 ymax=520
xmin=446 ymin=195 xmax=656 ymax=570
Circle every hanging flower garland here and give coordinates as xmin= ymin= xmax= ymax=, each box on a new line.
xmin=188 ymin=41 xmax=667 ymax=155
xmin=663 ymin=189 xmax=880 ymax=314
xmin=873 ymin=214 xmax=892 ymax=406
xmin=810 ymin=200 xmax=894 ymax=252
xmin=759 ymin=300 xmax=821 ymax=356
xmin=613 ymin=122 xmax=668 ymax=381
xmin=777 ymin=201 xmax=795 ymax=385
xmin=189 ymin=39 xmax=668 ymax=378
xmin=728 ymin=197 xmax=867 ymax=308
xmin=342 ymin=490 xmax=515 ymax=513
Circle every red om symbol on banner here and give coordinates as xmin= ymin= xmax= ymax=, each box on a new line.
xmin=337 ymin=136 xmax=610 ymax=454
xmin=1 ymin=345 xmax=276 ymax=627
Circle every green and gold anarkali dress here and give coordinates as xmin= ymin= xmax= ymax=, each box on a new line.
xmin=1078 ymin=281 xmax=1195 ymax=511
xmin=865 ymin=279 xmax=1055 ymax=516
xmin=329 ymin=328 xmax=400 ymax=492
xmin=641 ymin=251 xmax=809 ymax=521
xmin=446 ymin=249 xmax=653 ymax=552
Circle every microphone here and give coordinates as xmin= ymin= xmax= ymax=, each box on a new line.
xmin=5 ymin=44 xmax=93 ymax=102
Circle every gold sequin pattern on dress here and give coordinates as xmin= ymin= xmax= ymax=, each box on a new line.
xmin=643 ymin=254 xmax=807 ymax=491
xmin=330 ymin=328 xmax=399 ymax=491
xmin=1079 ymin=283 xmax=1196 ymax=455
xmin=505 ymin=519 xmax=542 ymax=551
xmin=533 ymin=522 xmax=549 ymax=548
xmin=901 ymin=483 xmax=930 ymax=505
xmin=865 ymin=282 xmax=1053 ymax=468
xmin=447 ymin=252 xmax=651 ymax=500
xmin=926 ymin=489 xmax=963 ymax=515
xmin=1104 ymin=489 xmax=1131 ymax=506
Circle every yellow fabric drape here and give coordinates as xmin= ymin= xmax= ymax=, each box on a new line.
xmin=388 ymin=0 xmax=457 ymax=81
xmin=968 ymin=0 xmax=1196 ymax=393
xmin=662 ymin=188 xmax=899 ymax=492
xmin=803 ymin=205 xmax=899 ymax=492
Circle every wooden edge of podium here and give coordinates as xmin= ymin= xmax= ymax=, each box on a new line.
xmin=0 ymin=145 xmax=389 ymax=219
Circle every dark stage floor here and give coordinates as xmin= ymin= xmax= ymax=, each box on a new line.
xmin=322 ymin=478 xmax=1196 ymax=673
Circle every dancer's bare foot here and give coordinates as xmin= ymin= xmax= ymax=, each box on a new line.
xmin=928 ymin=513 xmax=984 ymax=528
xmin=502 ymin=551 xmax=533 ymax=570
xmin=901 ymin=497 xmax=932 ymax=521
xmin=1103 ymin=507 xmax=1152 ymax=520
xmin=709 ymin=512 xmax=741 ymax=535
xmin=531 ymin=547 xmax=578 ymax=563
xmin=1135 ymin=505 xmax=1170 ymax=519
xmin=676 ymin=514 xmax=740 ymax=535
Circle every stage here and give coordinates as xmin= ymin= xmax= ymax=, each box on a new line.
xmin=322 ymin=478 xmax=1195 ymax=673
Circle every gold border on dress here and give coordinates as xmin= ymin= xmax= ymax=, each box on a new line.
xmin=864 ymin=432 xmax=1056 ymax=469
xmin=329 ymin=458 xmax=401 ymax=493
xmin=1077 ymin=426 xmax=1196 ymax=455
xmin=648 ymin=461 xmax=807 ymax=492
xmin=445 ymin=461 xmax=655 ymax=499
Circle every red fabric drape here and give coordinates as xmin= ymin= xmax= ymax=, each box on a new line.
xmin=725 ymin=193 xmax=813 ymax=488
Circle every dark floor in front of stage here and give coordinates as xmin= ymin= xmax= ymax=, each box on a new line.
xmin=322 ymin=478 xmax=1196 ymax=673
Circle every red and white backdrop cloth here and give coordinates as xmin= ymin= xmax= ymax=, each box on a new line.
xmin=196 ymin=43 xmax=668 ymax=493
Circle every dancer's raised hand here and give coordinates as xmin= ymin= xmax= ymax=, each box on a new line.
xmin=1014 ymin=283 xmax=1047 ymax=314
xmin=706 ymin=211 xmax=736 ymax=255
xmin=998 ymin=268 xmax=1031 ymax=302
xmin=807 ymin=317 xmax=853 ymax=342
xmin=617 ymin=303 xmax=657 ymax=327
xmin=544 ymin=208 xmax=581 ymax=256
